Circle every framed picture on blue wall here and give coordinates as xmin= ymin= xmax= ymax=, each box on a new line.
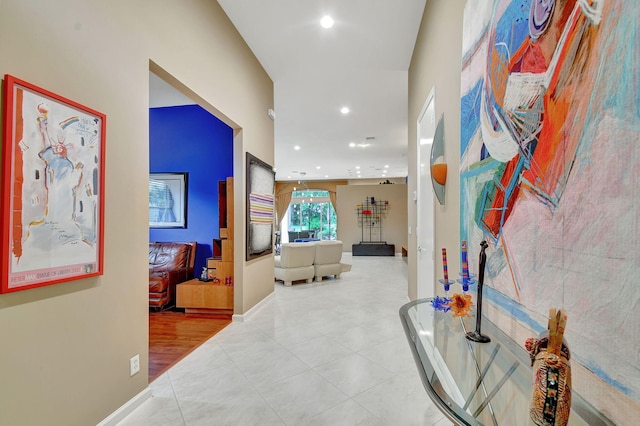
xmin=149 ymin=172 xmax=188 ymax=228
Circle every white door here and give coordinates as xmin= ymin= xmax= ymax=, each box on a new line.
xmin=416 ymin=89 xmax=436 ymax=299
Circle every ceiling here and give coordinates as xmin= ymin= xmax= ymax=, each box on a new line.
xmin=151 ymin=1 xmax=427 ymax=182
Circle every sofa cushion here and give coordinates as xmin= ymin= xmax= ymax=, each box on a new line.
xmin=149 ymin=274 xmax=169 ymax=293
xmin=314 ymin=240 xmax=343 ymax=265
xmin=149 ymin=242 xmax=191 ymax=271
xmin=277 ymin=242 xmax=316 ymax=268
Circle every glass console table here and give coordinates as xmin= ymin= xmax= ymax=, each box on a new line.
xmin=399 ymin=299 xmax=614 ymax=426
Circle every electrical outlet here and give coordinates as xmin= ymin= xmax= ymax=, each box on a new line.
xmin=130 ymin=354 xmax=140 ymax=376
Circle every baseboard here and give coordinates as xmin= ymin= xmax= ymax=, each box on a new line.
xmin=97 ymin=387 xmax=152 ymax=426
xmin=232 ymin=291 xmax=274 ymax=322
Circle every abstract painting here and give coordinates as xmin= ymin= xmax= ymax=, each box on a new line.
xmin=460 ymin=0 xmax=639 ymax=418
xmin=246 ymin=152 xmax=275 ymax=260
xmin=1 ymin=75 xmax=106 ymax=293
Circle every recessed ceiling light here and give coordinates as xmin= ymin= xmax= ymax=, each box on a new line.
xmin=316 ymin=166 xmax=321 ymax=169
xmin=320 ymin=15 xmax=334 ymax=29
xmin=355 ymin=165 xmax=360 ymax=169
xmin=325 ymin=175 xmax=329 ymax=178
xmin=349 ymin=142 xmax=356 ymax=148
xmin=294 ymin=145 xmax=300 ymax=150
xmin=340 ymin=106 xmax=350 ymax=114
xmin=384 ymin=165 xmax=389 ymax=168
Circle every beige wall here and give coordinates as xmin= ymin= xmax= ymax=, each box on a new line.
xmin=337 ymin=184 xmax=407 ymax=254
xmin=346 ymin=177 xmax=406 ymax=185
xmin=408 ymin=1 xmax=465 ymax=300
xmin=0 ymin=1 xmax=273 ymax=425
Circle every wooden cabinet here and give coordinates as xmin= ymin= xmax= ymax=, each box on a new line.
xmin=217 ymin=177 xmax=234 ymax=239
xmin=199 ymin=177 xmax=234 ymax=310
xmin=176 ymin=279 xmax=233 ymax=315
xmin=178 ymin=177 xmax=234 ymax=315
xmin=206 ymin=258 xmax=233 ymax=284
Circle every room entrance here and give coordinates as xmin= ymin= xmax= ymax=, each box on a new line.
xmin=416 ymin=88 xmax=436 ymax=299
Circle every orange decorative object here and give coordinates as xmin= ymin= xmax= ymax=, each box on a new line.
xmin=447 ymin=293 xmax=474 ymax=317
xmin=431 ymin=163 xmax=448 ymax=185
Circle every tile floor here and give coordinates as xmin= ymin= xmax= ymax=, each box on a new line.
xmin=118 ymin=254 xmax=451 ymax=426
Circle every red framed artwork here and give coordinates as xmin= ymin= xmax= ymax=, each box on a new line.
xmin=0 ymin=75 xmax=106 ymax=293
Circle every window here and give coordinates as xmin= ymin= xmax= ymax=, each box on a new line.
xmin=287 ymin=190 xmax=336 ymax=240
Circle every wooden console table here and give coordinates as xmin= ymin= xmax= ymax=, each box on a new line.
xmin=176 ymin=278 xmax=233 ymax=315
xmin=399 ymin=298 xmax=613 ymax=426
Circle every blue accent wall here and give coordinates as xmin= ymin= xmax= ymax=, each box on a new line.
xmin=149 ymin=104 xmax=233 ymax=277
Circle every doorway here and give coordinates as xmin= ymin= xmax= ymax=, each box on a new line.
xmin=416 ymin=88 xmax=436 ymax=299
xmin=148 ymin=66 xmax=235 ymax=382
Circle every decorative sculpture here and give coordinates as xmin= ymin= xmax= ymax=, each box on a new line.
xmin=352 ymin=196 xmax=394 ymax=256
xmin=526 ymin=309 xmax=572 ymax=426
xmin=465 ymin=240 xmax=490 ymax=343
xmin=457 ymin=240 xmax=476 ymax=292
xmin=430 ymin=114 xmax=447 ymax=205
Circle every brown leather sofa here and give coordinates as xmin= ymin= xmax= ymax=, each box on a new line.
xmin=149 ymin=241 xmax=197 ymax=309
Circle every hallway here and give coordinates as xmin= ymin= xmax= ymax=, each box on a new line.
xmin=119 ymin=254 xmax=449 ymax=425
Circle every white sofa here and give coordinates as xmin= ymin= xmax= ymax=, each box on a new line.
xmin=313 ymin=240 xmax=345 ymax=282
xmin=274 ymin=242 xmax=316 ymax=286
xmin=274 ymin=240 xmax=350 ymax=286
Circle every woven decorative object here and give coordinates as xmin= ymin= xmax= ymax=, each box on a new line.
xmin=525 ymin=309 xmax=571 ymax=426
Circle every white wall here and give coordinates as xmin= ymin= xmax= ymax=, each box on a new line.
xmin=0 ymin=0 xmax=273 ymax=424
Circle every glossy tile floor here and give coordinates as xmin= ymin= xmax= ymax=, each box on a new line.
xmin=119 ymin=254 xmax=451 ymax=426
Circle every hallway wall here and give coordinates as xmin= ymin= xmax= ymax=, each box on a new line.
xmin=408 ymin=1 xmax=639 ymax=423
xmin=0 ymin=1 xmax=273 ymax=424
xmin=408 ymin=1 xmax=464 ymax=301
xmin=337 ymin=184 xmax=408 ymax=254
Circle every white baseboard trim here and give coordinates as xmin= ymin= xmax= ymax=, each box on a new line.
xmin=232 ymin=292 xmax=275 ymax=322
xmin=97 ymin=387 xmax=152 ymax=426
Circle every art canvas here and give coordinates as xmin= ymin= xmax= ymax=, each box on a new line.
xmin=1 ymin=75 xmax=106 ymax=293
xmin=246 ymin=152 xmax=275 ymax=260
xmin=149 ymin=172 xmax=188 ymax=228
xmin=460 ymin=0 xmax=639 ymax=418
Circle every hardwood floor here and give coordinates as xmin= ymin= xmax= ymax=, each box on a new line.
xmin=148 ymin=310 xmax=231 ymax=382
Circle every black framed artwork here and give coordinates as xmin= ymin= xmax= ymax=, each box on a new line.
xmin=246 ymin=153 xmax=275 ymax=260
xmin=149 ymin=172 xmax=188 ymax=228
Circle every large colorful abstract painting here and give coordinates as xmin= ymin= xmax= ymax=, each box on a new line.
xmin=460 ymin=0 xmax=639 ymax=418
